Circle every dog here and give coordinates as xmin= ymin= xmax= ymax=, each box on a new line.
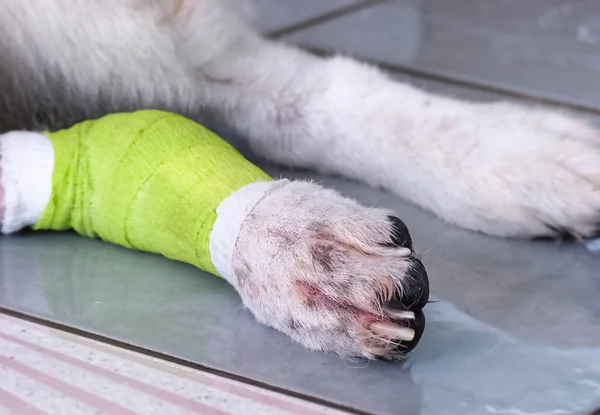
xmin=1 ymin=0 xmax=599 ymax=360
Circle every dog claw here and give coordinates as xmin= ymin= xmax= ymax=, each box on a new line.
xmin=371 ymin=322 xmax=415 ymax=341
xmin=383 ymin=307 xmax=415 ymax=320
xmin=396 ymin=247 xmax=412 ymax=257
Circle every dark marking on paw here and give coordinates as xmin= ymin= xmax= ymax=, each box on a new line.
xmin=310 ymin=222 xmax=338 ymax=241
xmin=309 ymin=222 xmax=369 ymax=256
xmin=234 ymin=260 xmax=252 ymax=287
xmin=294 ymin=280 xmax=355 ymax=313
xmin=287 ymin=318 xmax=301 ymax=331
xmin=267 ymin=227 xmax=296 ymax=246
xmin=309 ymin=222 xmax=336 ymax=241
xmin=310 ymin=243 xmax=336 ymax=272
xmin=235 ymin=268 xmax=250 ymax=286
xmin=294 ymin=280 xmax=322 ymax=308
xmin=381 ymin=216 xmax=413 ymax=250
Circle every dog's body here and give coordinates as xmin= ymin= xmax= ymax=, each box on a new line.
xmin=1 ymin=0 xmax=600 ymax=358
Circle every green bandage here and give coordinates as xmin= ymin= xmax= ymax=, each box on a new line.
xmin=33 ymin=110 xmax=272 ymax=276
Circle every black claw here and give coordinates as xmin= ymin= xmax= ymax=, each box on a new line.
xmin=381 ymin=216 xmax=413 ymax=250
xmin=388 ymin=257 xmax=430 ymax=313
xmin=401 ymin=258 xmax=430 ymax=310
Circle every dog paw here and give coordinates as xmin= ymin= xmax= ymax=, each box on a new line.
xmin=419 ymin=104 xmax=600 ymax=239
xmin=231 ymin=181 xmax=429 ymax=360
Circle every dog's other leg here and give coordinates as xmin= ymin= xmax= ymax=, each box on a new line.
xmin=190 ymin=6 xmax=600 ymax=240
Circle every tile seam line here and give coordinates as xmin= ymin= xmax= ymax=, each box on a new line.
xmin=0 ymin=307 xmax=374 ymax=415
xmin=265 ymin=0 xmax=394 ymax=39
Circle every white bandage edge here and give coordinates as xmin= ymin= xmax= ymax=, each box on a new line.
xmin=0 ymin=131 xmax=54 ymax=234
xmin=209 ymin=179 xmax=289 ymax=285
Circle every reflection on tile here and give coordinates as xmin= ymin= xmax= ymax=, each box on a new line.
xmin=409 ymin=301 xmax=600 ymax=415
xmin=249 ymin=0 xmax=363 ymax=33
xmin=283 ymin=0 xmax=600 ymax=109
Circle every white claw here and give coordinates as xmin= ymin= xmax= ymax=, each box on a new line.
xmin=397 ymin=247 xmax=412 ymax=257
xmin=384 ymin=308 xmax=415 ymax=320
xmin=379 ymin=246 xmax=412 ymax=258
xmin=371 ymin=322 xmax=415 ymax=341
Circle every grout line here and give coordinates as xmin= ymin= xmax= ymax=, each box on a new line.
xmin=299 ymin=45 xmax=600 ymax=117
xmin=266 ymin=0 xmax=393 ymax=39
xmin=0 ymin=307 xmax=373 ymax=415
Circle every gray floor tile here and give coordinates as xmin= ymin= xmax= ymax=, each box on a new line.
xmin=249 ymin=0 xmax=364 ymax=33
xmin=283 ymin=0 xmax=600 ymax=110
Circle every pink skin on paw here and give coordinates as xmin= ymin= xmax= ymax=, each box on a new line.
xmin=293 ymin=280 xmax=406 ymax=333
xmin=294 ymin=279 xmax=359 ymax=313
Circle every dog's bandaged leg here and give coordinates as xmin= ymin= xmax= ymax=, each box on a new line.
xmin=1 ymin=110 xmax=278 ymax=281
xmin=0 ymin=110 xmax=431 ymax=359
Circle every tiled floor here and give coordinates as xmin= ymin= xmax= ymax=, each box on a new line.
xmin=2 ymin=1 xmax=600 ymax=415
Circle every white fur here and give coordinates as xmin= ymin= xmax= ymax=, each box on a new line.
xmin=0 ymin=131 xmax=53 ymax=234
xmin=209 ymin=179 xmax=285 ymax=284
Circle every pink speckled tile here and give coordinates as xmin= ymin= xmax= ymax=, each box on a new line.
xmin=0 ymin=314 xmax=348 ymax=415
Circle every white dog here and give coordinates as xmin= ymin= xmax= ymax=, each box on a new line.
xmin=0 ymin=0 xmax=599 ymax=360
